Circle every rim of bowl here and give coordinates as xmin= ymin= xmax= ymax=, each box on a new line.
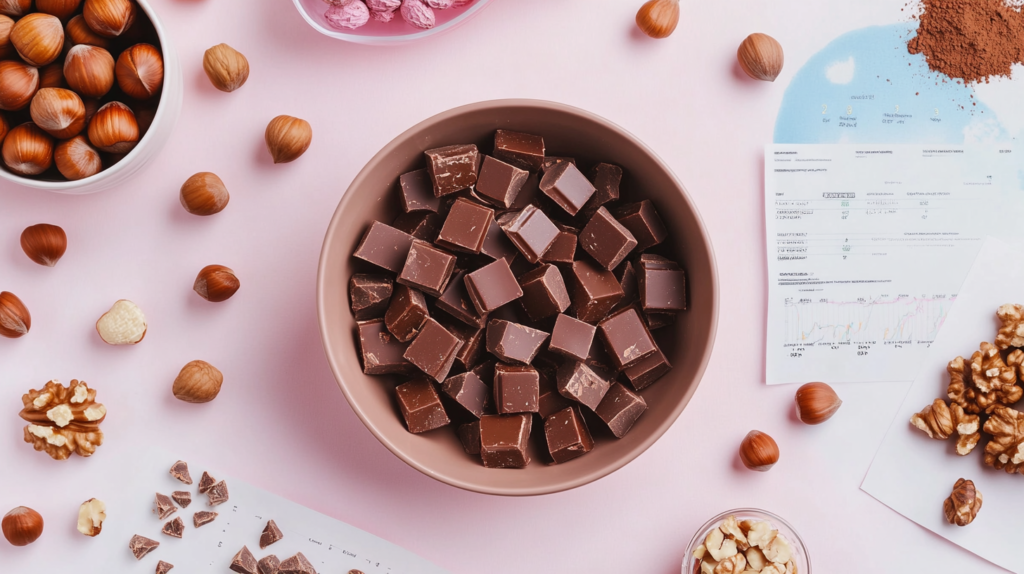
xmin=291 ymin=0 xmax=493 ymax=45
xmin=682 ymin=508 xmax=811 ymax=573
xmin=0 ymin=0 xmax=177 ymax=192
xmin=316 ymin=98 xmax=720 ymax=495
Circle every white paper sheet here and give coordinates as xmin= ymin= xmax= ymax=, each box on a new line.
xmin=65 ymin=447 xmax=450 ymax=574
xmin=861 ymin=237 xmax=1024 ymax=573
xmin=764 ymin=144 xmax=1022 ymax=384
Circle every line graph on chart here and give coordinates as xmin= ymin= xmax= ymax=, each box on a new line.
xmin=784 ymin=296 xmax=955 ymax=346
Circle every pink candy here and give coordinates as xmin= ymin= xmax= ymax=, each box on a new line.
xmin=400 ymin=0 xmax=435 ymax=29
xmin=322 ymin=0 xmax=472 ymax=30
xmin=423 ymin=0 xmax=453 ymax=8
xmin=325 ymin=0 xmax=370 ymax=29
xmin=365 ymin=0 xmax=401 ymax=10
xmin=371 ymin=9 xmax=396 ymax=22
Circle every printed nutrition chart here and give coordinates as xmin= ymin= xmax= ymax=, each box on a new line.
xmin=764 ymin=145 xmax=1022 ymax=384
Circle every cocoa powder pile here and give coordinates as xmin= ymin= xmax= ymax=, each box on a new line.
xmin=908 ymin=0 xmax=1024 ymax=83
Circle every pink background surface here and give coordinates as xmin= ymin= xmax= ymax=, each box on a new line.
xmin=0 ymin=0 xmax=1006 ymax=572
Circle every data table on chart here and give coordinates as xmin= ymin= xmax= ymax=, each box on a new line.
xmin=764 ymin=144 xmax=1021 ymax=384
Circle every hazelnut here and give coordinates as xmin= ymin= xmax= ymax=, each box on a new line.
xmin=0 ymin=291 xmax=30 ymax=338
xmin=88 ymin=101 xmax=138 ymax=153
xmin=64 ymin=44 xmax=115 ymax=98
xmin=265 ymin=115 xmax=312 ymax=164
xmin=11 ymin=13 xmax=64 ymax=67
xmin=115 ymin=43 xmax=162 ymax=100
xmin=2 ymin=507 xmax=43 ymax=546
xmin=30 ymin=87 xmax=86 ymax=139
xmin=76 ymin=498 xmax=106 ymax=537
xmin=20 ymin=223 xmax=67 ymax=267
xmin=82 ymin=0 xmax=136 ymax=38
xmin=0 ymin=0 xmax=31 ymax=18
xmin=737 ymin=33 xmax=784 ymax=82
xmin=95 ymin=299 xmax=147 ymax=345
xmin=179 ymin=172 xmax=229 ymax=216
xmin=37 ymin=0 xmax=83 ymax=20
xmin=65 ymin=14 xmax=111 ymax=50
xmin=0 ymin=15 xmax=15 ymax=59
xmin=54 ymin=134 xmax=102 ymax=180
xmin=794 ymin=382 xmax=842 ymax=425
xmin=39 ymin=62 xmax=66 ymax=89
xmin=738 ymin=430 xmax=779 ymax=472
xmin=635 ymin=0 xmax=679 ymax=39
xmin=2 ymin=123 xmax=54 ymax=176
xmin=202 ymin=43 xmax=249 ymax=92
xmin=173 ymin=360 xmax=224 ymax=403
xmin=194 ymin=265 xmax=240 ymax=302
xmin=0 ymin=60 xmax=40 ymax=111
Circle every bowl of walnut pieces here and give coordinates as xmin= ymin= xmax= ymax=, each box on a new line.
xmin=682 ymin=509 xmax=809 ymax=574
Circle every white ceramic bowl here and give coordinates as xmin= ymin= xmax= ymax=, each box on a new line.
xmin=0 ymin=0 xmax=182 ymax=195
xmin=292 ymin=0 xmax=493 ymax=45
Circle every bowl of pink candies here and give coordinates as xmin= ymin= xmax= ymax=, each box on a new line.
xmin=293 ymin=0 xmax=492 ymax=44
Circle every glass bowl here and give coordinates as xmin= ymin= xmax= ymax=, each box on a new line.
xmin=682 ymin=509 xmax=811 ymax=574
xmin=291 ymin=0 xmax=494 ymax=45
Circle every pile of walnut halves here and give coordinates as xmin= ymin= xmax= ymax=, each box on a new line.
xmin=910 ymin=304 xmax=1024 ymax=474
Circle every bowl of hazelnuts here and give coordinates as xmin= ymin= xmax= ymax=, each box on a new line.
xmin=0 ymin=0 xmax=181 ymax=194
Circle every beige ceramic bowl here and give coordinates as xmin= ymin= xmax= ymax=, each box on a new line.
xmin=317 ymin=99 xmax=718 ymax=495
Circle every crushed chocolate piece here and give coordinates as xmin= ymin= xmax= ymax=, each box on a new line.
xmin=258 ymin=555 xmax=281 ymax=574
xmin=260 ymin=519 xmax=284 ymax=549
xmin=161 ymin=517 xmax=184 ymax=539
xmin=129 ymin=534 xmax=160 ymax=560
xmin=171 ymin=491 xmax=191 ymax=509
xmin=206 ymin=480 xmax=229 ymax=506
xmin=153 ymin=493 xmax=176 ymax=520
xmin=193 ymin=510 xmax=218 ymax=528
xmin=156 ymin=561 xmax=175 ymax=574
xmin=279 ymin=552 xmax=318 ymax=574
xmin=169 ymin=460 xmax=192 ymax=484
xmin=198 ymin=471 xmax=217 ymax=493
xmin=230 ymin=546 xmax=258 ymax=574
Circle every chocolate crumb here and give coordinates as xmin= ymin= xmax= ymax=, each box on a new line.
xmin=153 ymin=493 xmax=177 ymax=520
xmin=129 ymin=534 xmax=160 ymax=560
xmin=198 ymin=471 xmax=217 ymax=493
xmin=169 ymin=460 xmax=192 ymax=484
xmin=258 ymin=555 xmax=281 ymax=574
xmin=193 ymin=510 xmax=218 ymax=528
xmin=171 ymin=491 xmax=191 ymax=509
xmin=279 ymin=552 xmax=317 ymax=574
xmin=161 ymin=517 xmax=184 ymax=539
xmin=156 ymin=561 xmax=175 ymax=574
xmin=260 ymin=519 xmax=284 ymax=549
xmin=230 ymin=546 xmax=258 ymax=574
xmin=206 ymin=480 xmax=229 ymax=506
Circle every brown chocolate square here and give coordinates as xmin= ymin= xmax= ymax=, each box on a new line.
xmin=403 ymin=319 xmax=464 ymax=382
xmin=538 ymin=369 xmax=573 ymax=419
xmin=349 ymin=274 xmax=393 ymax=321
xmin=624 ymin=347 xmax=672 ymax=390
xmin=556 ymin=360 xmax=612 ymax=411
xmin=493 ymin=363 xmax=540 ymax=414
xmin=540 ymin=156 xmax=575 ymax=173
xmin=486 ymin=319 xmax=549 ymax=365
xmin=480 ymin=414 xmax=532 ymax=468
xmin=436 ymin=197 xmax=494 ymax=254
xmin=580 ymin=163 xmax=622 ymax=218
xmin=442 ymin=371 xmax=492 ymax=418
xmin=579 ymin=206 xmax=638 ymax=271
xmin=399 ymin=168 xmax=440 ymax=213
xmin=357 ymin=319 xmax=412 ymax=375
xmin=598 ymin=307 xmax=658 ymax=370
xmin=393 ymin=211 xmax=444 ymax=242
xmin=540 ymin=224 xmax=577 ymax=264
xmin=613 ymin=199 xmax=668 ymax=251
xmin=397 ymin=240 xmax=456 ymax=297
xmin=497 ymin=205 xmax=560 ymax=264
xmin=445 ymin=321 xmax=485 ymax=370
xmin=637 ymin=254 xmax=687 ymax=312
xmin=435 ymin=270 xmax=488 ymax=329
xmin=494 ymin=130 xmax=545 ymax=171
xmin=548 ymin=314 xmax=596 ymax=362
xmin=353 ymin=221 xmax=415 ymax=273
xmin=595 ymin=382 xmax=647 ymax=438
xmin=475 ymin=155 xmax=529 ymax=209
xmin=568 ymin=259 xmax=624 ymax=323
xmin=518 ymin=264 xmax=571 ymax=321
xmin=457 ymin=421 xmax=482 ymax=455
xmin=544 ymin=406 xmax=594 ymax=464
xmin=424 ymin=144 xmax=480 ymax=196
xmin=384 ymin=284 xmax=429 ymax=342
xmin=539 ymin=161 xmax=596 ymax=216
xmin=480 ymin=219 xmax=519 ymax=264
xmin=464 ymin=258 xmax=524 ymax=315
xmin=611 ymin=261 xmax=639 ymax=313
xmin=395 ymin=377 xmax=450 ymax=433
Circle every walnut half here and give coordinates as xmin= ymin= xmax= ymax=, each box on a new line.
xmin=996 ymin=303 xmax=1024 ymax=350
xmin=909 ymin=398 xmax=981 ymax=455
xmin=983 ymin=406 xmax=1024 ymax=474
xmin=943 ymin=478 xmax=982 ymax=526
xmin=19 ymin=380 xmax=105 ymax=460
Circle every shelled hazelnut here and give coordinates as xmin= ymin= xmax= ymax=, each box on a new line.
xmin=173 ymin=360 xmax=224 ymax=403
xmin=203 ymin=43 xmax=249 ymax=92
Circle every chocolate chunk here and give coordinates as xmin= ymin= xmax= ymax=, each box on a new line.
xmin=129 ymin=534 xmax=160 ymax=560
xmin=493 ymin=364 xmax=540 ymax=414
xmin=169 ymin=460 xmax=192 ymax=485
xmin=395 ymin=377 xmax=450 ymax=433
xmin=278 ymin=552 xmax=317 ymax=574
xmin=442 ymin=371 xmax=492 ymax=418
xmin=171 ymin=491 xmax=191 ymax=509
xmin=193 ymin=511 xmax=218 ymax=528
xmin=538 ymin=370 xmax=573 ymax=419
xmin=548 ymin=314 xmax=596 ymax=362
xmin=425 ymin=144 xmax=480 ymax=196
xmin=540 ymin=156 xmax=575 ymax=173
xmin=348 ymin=274 xmax=393 ymax=321
xmin=436 ymin=197 xmax=494 ymax=253
xmin=207 ymin=480 xmax=229 ymax=506
xmin=464 ymin=258 xmax=523 ymax=314
xmin=611 ymin=261 xmax=639 ymax=313
xmin=384 ymin=285 xmax=429 ymax=342
xmin=584 ymin=336 xmax=616 ymax=373
xmin=518 ymin=264 xmax=571 ymax=321
xmin=493 ymin=129 xmax=545 ymax=171
xmin=153 ymin=493 xmax=176 ymax=520
xmin=539 ymin=161 xmax=596 ymax=216
xmin=598 ymin=307 xmax=658 ymax=370
xmin=556 ymin=361 xmax=612 ymax=411
xmin=447 ymin=322 xmax=485 ymax=370
xmin=397 ymin=240 xmax=456 ymax=297
xmin=230 ymin=546 xmax=258 ymax=574
xmin=475 ymin=155 xmax=529 ymax=208
xmin=393 ymin=211 xmax=443 ymax=242
xmin=258 ymin=555 xmax=281 ymax=574
xmin=581 ymin=163 xmax=622 ymax=218
xmin=637 ymin=254 xmax=686 ymax=312
xmin=486 ymin=319 xmax=549 ymax=365
xmin=357 ymin=319 xmax=412 ymax=375
xmin=545 ymin=406 xmax=594 ymax=464
xmin=353 ymin=221 xmax=415 ymax=273
xmin=435 ymin=271 xmax=488 ymax=329
xmin=624 ymin=347 xmax=672 ymax=390
xmin=480 ymin=219 xmax=519 ymax=264
xmin=157 ymin=561 xmax=175 ymax=574
xmin=260 ymin=520 xmax=284 ymax=550
xmin=457 ymin=421 xmax=482 ymax=455
xmin=510 ymin=172 xmax=542 ymax=210
xmin=645 ymin=311 xmax=676 ymax=330
xmin=568 ymin=260 xmax=624 ymax=323
xmin=479 ymin=414 xmax=532 ymax=468
xmin=161 ymin=517 xmax=184 ymax=539
xmin=595 ymin=383 xmax=647 ymax=438
xmin=540 ymin=224 xmax=577 ymax=264
xmin=399 ymin=168 xmax=440 ymax=213
xmin=403 ymin=319 xmax=464 ymax=382
xmin=579 ymin=206 xmax=637 ymax=271
xmin=613 ymin=200 xmax=667 ymax=251
xmin=471 ymin=359 xmax=496 ymax=386
xmin=497 ymin=205 xmax=560 ymax=264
